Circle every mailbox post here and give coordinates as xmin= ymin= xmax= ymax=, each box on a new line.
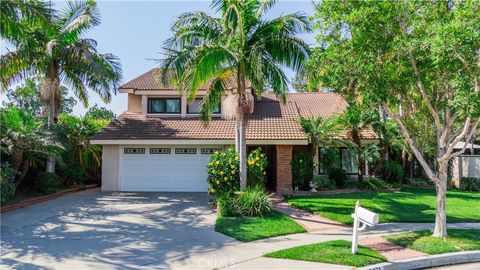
xmin=351 ymin=200 xmax=379 ymax=254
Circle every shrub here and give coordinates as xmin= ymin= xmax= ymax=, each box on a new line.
xmin=328 ymin=167 xmax=348 ymax=188
xmin=0 ymin=163 xmax=16 ymax=204
xmin=407 ymin=177 xmax=433 ymax=187
xmin=312 ymin=175 xmax=336 ymax=190
xmin=217 ymin=187 xmax=272 ymax=217
xmin=247 ymin=148 xmax=268 ymax=188
xmin=217 ymin=193 xmax=239 ymax=217
xmin=207 ymin=148 xmax=239 ymax=197
xmin=236 ymin=187 xmax=272 ymax=216
xmin=36 ymin=172 xmax=60 ymax=195
xmin=383 ymin=160 xmax=404 ymax=185
xmin=460 ymin=177 xmax=480 ymax=192
xmin=358 ymin=176 xmax=393 ymax=191
xmin=291 ymin=152 xmax=314 ymax=190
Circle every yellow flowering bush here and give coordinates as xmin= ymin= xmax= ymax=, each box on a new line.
xmin=247 ymin=148 xmax=268 ymax=188
xmin=207 ymin=147 xmax=239 ymax=196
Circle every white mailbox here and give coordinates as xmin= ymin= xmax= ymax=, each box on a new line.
xmin=356 ymin=206 xmax=379 ymax=226
xmin=351 ymin=201 xmax=379 ymax=254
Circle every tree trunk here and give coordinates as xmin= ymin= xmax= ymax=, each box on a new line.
xmin=433 ymin=161 xmax=448 ymax=237
xmin=352 ymin=130 xmax=363 ymax=181
xmin=234 ymin=121 xmax=240 ymax=152
xmin=45 ymin=96 xmax=56 ymax=173
xmin=238 ymin=111 xmax=247 ymax=191
xmin=15 ymin=160 xmax=30 ymax=187
xmin=43 ymin=63 xmax=60 ymax=174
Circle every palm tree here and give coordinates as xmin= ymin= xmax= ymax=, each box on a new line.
xmin=0 ymin=107 xmax=60 ymax=187
xmin=299 ymin=116 xmax=347 ymax=154
xmin=0 ymin=0 xmax=122 ymax=173
xmin=162 ymin=0 xmax=311 ymax=190
xmin=336 ymin=105 xmax=377 ymax=181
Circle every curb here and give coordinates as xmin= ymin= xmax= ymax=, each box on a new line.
xmin=1 ymin=184 xmax=98 ymax=213
xmin=359 ymin=250 xmax=480 ymax=270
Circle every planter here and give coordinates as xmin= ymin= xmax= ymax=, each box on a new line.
xmin=1 ymin=184 xmax=98 ymax=213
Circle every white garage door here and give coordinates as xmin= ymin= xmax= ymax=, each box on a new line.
xmin=120 ymin=146 xmax=222 ymax=192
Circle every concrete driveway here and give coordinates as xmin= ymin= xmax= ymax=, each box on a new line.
xmin=0 ymin=189 xmax=236 ymax=269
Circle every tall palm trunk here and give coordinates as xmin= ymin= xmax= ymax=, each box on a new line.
xmin=237 ymin=63 xmax=248 ymax=191
xmin=43 ymin=62 xmax=60 ymax=173
xmin=238 ymin=112 xmax=247 ymax=190
xmin=433 ymin=161 xmax=448 ymax=237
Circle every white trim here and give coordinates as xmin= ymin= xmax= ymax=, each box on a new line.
xmin=91 ymin=139 xmax=308 ymax=145
xmin=119 ymin=88 xmax=134 ymax=93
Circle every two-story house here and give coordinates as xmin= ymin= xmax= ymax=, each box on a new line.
xmin=91 ymin=68 xmax=377 ymax=194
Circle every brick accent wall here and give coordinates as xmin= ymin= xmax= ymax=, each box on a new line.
xmin=276 ymin=145 xmax=293 ymax=194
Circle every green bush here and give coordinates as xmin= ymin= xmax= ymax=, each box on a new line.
xmin=358 ymin=176 xmax=393 ymax=191
xmin=36 ymin=172 xmax=60 ymax=195
xmin=1 ymin=163 xmax=16 ymax=204
xmin=407 ymin=177 xmax=433 ymax=187
xmin=328 ymin=167 xmax=348 ymax=188
xmin=236 ymin=187 xmax=272 ymax=216
xmin=291 ymin=152 xmax=314 ymax=190
xmin=207 ymin=147 xmax=239 ymax=196
xmin=217 ymin=193 xmax=239 ymax=217
xmin=247 ymin=148 xmax=268 ymax=188
xmin=313 ymin=175 xmax=336 ymax=190
xmin=383 ymin=160 xmax=404 ymax=185
xmin=460 ymin=177 xmax=480 ymax=192
xmin=217 ymin=187 xmax=272 ymax=217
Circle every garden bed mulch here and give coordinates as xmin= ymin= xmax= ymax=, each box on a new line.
xmin=1 ymin=184 xmax=98 ymax=213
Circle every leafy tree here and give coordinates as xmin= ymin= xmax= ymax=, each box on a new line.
xmin=310 ymin=0 xmax=480 ymax=237
xmin=2 ymin=77 xmax=77 ymax=115
xmin=1 ymin=0 xmax=122 ymax=173
xmin=0 ymin=107 xmax=60 ymax=187
xmin=162 ymin=0 xmax=311 ymax=190
xmin=84 ymin=104 xmax=116 ymax=121
xmin=55 ymin=114 xmax=108 ymax=185
xmin=292 ymin=69 xmax=309 ymax=92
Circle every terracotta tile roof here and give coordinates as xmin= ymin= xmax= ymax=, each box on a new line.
xmin=119 ymin=68 xmax=250 ymax=91
xmin=92 ymin=92 xmax=377 ymax=141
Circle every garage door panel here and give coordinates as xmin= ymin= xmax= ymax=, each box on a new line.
xmin=120 ymin=146 xmax=213 ymax=192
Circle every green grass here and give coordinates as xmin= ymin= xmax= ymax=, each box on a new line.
xmin=265 ymin=240 xmax=387 ymax=267
xmin=285 ymin=188 xmax=480 ymax=225
xmin=384 ymin=229 xmax=480 ymax=255
xmin=215 ymin=211 xmax=305 ymax=242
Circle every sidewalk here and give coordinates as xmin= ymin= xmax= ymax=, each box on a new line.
xmin=166 ymin=223 xmax=479 ymax=269
xmin=259 ymin=199 xmax=480 ymax=270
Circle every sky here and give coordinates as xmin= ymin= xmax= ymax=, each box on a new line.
xmin=1 ymin=0 xmax=318 ymax=116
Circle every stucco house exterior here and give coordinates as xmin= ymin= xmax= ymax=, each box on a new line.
xmin=91 ymin=68 xmax=377 ymax=194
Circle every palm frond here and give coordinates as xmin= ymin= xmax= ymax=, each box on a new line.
xmin=255 ymin=0 xmax=277 ymax=18
xmin=60 ymin=40 xmax=122 ymax=104
xmin=0 ymin=51 xmax=38 ymax=90
xmin=59 ymin=0 xmax=100 ymax=35
xmin=0 ymin=0 xmax=51 ymax=43
xmin=181 ymin=45 xmax=236 ymax=102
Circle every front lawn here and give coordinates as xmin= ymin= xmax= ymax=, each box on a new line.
xmin=384 ymin=229 xmax=480 ymax=255
xmin=215 ymin=211 xmax=305 ymax=242
xmin=265 ymin=240 xmax=387 ymax=267
xmin=285 ymin=188 xmax=480 ymax=225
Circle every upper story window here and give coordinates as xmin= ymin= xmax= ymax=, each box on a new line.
xmin=187 ymin=98 xmax=220 ymax=114
xmin=148 ymin=98 xmax=181 ymax=114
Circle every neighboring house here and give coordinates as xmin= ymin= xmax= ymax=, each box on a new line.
xmin=91 ymin=68 xmax=377 ymax=194
xmin=451 ymin=141 xmax=480 ymax=187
